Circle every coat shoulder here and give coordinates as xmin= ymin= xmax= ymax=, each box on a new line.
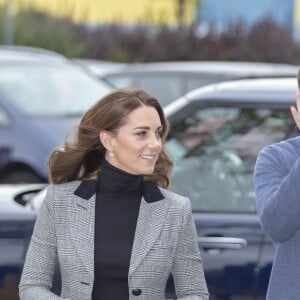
xmin=261 ymin=136 xmax=300 ymax=157
xmin=48 ymin=180 xmax=81 ymax=194
xmin=43 ymin=180 xmax=82 ymax=208
xmin=257 ymin=136 xmax=300 ymax=171
xmin=159 ymin=187 xmax=190 ymax=210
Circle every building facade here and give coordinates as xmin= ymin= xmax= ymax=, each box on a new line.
xmin=2 ymin=0 xmax=197 ymax=25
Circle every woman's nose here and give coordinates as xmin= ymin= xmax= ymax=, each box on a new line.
xmin=148 ymin=136 xmax=162 ymax=148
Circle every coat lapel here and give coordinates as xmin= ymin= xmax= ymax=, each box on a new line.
xmin=67 ymin=180 xmax=97 ymax=281
xmin=64 ymin=180 xmax=171 ymax=280
xmin=129 ymin=193 xmax=171 ymax=276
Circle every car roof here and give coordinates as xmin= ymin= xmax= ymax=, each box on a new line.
xmin=101 ymin=61 xmax=297 ymax=77
xmin=0 ymin=45 xmax=69 ymax=64
xmin=74 ymin=58 xmax=129 ymax=76
xmin=165 ymin=77 xmax=298 ymax=124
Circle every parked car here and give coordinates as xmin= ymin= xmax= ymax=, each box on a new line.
xmin=78 ymin=60 xmax=297 ymax=106
xmin=74 ymin=58 xmax=129 ymax=76
xmin=0 ymin=184 xmax=45 ymax=300
xmin=0 ymin=46 xmax=112 ymax=183
xmin=163 ymin=77 xmax=298 ymax=299
xmin=2 ymin=77 xmax=298 ymax=299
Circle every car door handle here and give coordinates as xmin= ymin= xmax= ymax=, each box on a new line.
xmin=198 ymin=237 xmax=247 ymax=250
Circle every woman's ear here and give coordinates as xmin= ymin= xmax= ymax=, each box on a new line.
xmin=99 ymin=130 xmax=114 ymax=151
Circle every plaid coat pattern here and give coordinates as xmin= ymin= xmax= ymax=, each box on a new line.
xmin=19 ymin=180 xmax=209 ymax=300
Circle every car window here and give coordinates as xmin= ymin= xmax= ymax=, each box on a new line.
xmin=0 ymin=105 xmax=9 ymax=126
xmin=104 ymin=74 xmax=134 ymax=88
xmin=105 ymin=73 xmax=183 ymax=106
xmin=0 ymin=64 xmax=111 ymax=117
xmin=186 ymin=74 xmax=233 ymax=92
xmin=166 ymin=107 xmax=294 ymax=213
xmin=134 ymin=75 xmax=183 ymax=105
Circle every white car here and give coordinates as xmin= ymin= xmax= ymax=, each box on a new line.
xmin=78 ymin=60 xmax=297 ymax=106
xmin=164 ymin=76 xmax=297 ymax=299
xmin=0 ymin=184 xmax=45 ymax=299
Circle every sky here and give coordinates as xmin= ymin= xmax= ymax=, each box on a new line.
xmin=198 ymin=0 xmax=294 ymax=29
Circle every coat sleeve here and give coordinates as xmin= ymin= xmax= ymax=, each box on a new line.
xmin=19 ymin=186 xmax=68 ymax=300
xmin=254 ymin=143 xmax=300 ymax=243
xmin=171 ymin=198 xmax=209 ymax=300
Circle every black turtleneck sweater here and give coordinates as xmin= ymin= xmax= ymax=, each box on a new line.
xmin=92 ymin=159 xmax=143 ymax=300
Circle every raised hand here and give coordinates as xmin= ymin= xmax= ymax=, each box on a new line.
xmin=290 ymin=92 xmax=300 ymax=130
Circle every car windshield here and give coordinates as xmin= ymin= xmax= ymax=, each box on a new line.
xmin=0 ymin=64 xmax=111 ymax=116
xmin=166 ymin=107 xmax=294 ymax=213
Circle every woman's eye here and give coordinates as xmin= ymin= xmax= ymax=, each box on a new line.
xmin=136 ymin=131 xmax=146 ymax=137
xmin=156 ymin=132 xmax=162 ymax=138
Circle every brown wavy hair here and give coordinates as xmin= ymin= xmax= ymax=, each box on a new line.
xmin=48 ymin=88 xmax=173 ymax=188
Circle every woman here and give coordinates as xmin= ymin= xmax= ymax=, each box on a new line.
xmin=19 ymin=88 xmax=209 ymax=300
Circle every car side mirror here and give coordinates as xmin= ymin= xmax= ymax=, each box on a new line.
xmin=14 ymin=188 xmax=44 ymax=207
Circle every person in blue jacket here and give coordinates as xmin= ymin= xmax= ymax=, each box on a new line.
xmin=254 ymin=91 xmax=300 ymax=300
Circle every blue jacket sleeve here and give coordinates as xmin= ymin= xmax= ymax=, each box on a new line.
xmin=254 ymin=141 xmax=300 ymax=242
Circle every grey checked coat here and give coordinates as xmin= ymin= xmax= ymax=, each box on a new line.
xmin=19 ymin=180 xmax=209 ymax=300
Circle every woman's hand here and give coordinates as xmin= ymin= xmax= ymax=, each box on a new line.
xmin=290 ymin=92 xmax=300 ymax=130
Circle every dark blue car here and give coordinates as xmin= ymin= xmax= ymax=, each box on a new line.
xmin=0 ymin=46 xmax=112 ymax=183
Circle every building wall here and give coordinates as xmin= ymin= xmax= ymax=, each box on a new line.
xmin=2 ymin=0 xmax=197 ymax=25
xmin=294 ymin=0 xmax=300 ymax=26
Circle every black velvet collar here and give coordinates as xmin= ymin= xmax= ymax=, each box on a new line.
xmin=74 ymin=179 xmax=164 ymax=203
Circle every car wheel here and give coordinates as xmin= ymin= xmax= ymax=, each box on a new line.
xmin=0 ymin=170 xmax=42 ymax=183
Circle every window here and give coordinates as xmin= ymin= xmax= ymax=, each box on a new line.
xmin=186 ymin=74 xmax=232 ymax=92
xmin=166 ymin=107 xmax=294 ymax=213
xmin=0 ymin=106 xmax=10 ymax=127
xmin=0 ymin=64 xmax=111 ymax=117
xmin=106 ymin=73 xmax=183 ymax=106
